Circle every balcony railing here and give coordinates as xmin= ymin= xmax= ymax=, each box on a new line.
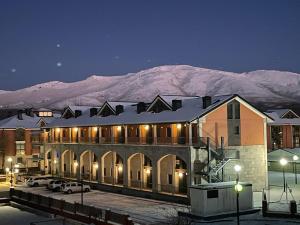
xmin=44 ymin=135 xmax=207 ymax=147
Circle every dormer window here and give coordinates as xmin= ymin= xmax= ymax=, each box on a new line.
xmin=281 ymin=110 xmax=299 ymax=119
xmin=147 ymin=96 xmax=172 ymax=113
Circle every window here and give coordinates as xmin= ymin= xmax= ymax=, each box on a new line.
xmin=227 ymin=100 xmax=240 ymax=119
xmin=168 ymin=174 xmax=173 ymax=185
xmin=16 ymin=143 xmax=25 ymax=155
xmin=207 ymin=190 xmax=219 ymax=198
xmin=130 ymin=170 xmax=133 ymax=179
xmin=234 ymin=126 xmax=240 ymax=135
xmin=104 ymin=168 xmax=106 ymax=176
xmin=227 ymin=104 xmax=233 ymax=119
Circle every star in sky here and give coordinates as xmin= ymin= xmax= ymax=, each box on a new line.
xmin=56 ymin=43 xmax=61 ymax=48
xmin=56 ymin=62 xmax=62 ymax=67
xmin=11 ymin=68 xmax=16 ymax=73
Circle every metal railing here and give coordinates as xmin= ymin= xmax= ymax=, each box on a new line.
xmin=12 ymin=189 xmax=134 ymax=225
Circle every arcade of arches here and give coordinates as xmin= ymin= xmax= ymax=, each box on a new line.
xmin=45 ymin=149 xmax=188 ymax=195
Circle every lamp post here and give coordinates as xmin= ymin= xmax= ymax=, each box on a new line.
xmin=280 ymin=158 xmax=288 ymax=192
xmin=7 ymin=157 xmax=14 ymax=196
xmin=234 ymin=164 xmax=241 ymax=225
xmin=293 ymin=155 xmax=298 ymax=185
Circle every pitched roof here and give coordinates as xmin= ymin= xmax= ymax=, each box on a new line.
xmin=45 ymin=94 xmax=270 ymax=128
xmin=265 ymin=109 xmax=300 ymax=125
xmin=0 ymin=114 xmax=40 ymax=129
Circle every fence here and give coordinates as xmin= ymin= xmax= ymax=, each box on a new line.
xmin=12 ymin=189 xmax=134 ymax=225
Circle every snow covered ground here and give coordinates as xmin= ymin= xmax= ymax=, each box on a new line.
xmin=12 ymin=171 xmax=300 ymax=225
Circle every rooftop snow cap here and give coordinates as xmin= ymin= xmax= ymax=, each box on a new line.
xmin=172 ymin=100 xmax=182 ymax=111
xmin=17 ymin=110 xmax=23 ymax=120
xmin=202 ymin=96 xmax=212 ymax=109
xmin=75 ymin=110 xmax=82 ymax=118
xmin=115 ymin=105 xmax=124 ymax=115
xmin=137 ymin=102 xmax=147 ymax=114
xmin=90 ymin=108 xmax=98 ymax=117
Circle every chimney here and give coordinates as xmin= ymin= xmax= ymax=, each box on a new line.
xmin=202 ymin=96 xmax=212 ymax=109
xmin=74 ymin=110 xmax=82 ymax=118
xmin=137 ymin=102 xmax=147 ymax=114
xmin=17 ymin=110 xmax=23 ymax=120
xmin=172 ymin=100 xmax=182 ymax=111
xmin=25 ymin=108 xmax=34 ymax=117
xmin=115 ymin=105 xmax=124 ymax=115
xmin=90 ymin=108 xmax=98 ymax=117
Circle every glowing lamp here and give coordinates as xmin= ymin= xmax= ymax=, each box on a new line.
xmin=234 ymin=165 xmax=241 ymax=172
xmin=280 ymin=158 xmax=288 ymax=166
xmin=177 ymin=124 xmax=182 ymax=129
xmin=293 ymin=155 xmax=299 ymax=161
xmin=7 ymin=157 xmax=12 ymax=162
xmin=235 ymin=183 xmax=243 ymax=192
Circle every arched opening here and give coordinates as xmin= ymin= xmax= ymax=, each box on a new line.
xmin=157 ymin=155 xmax=187 ymax=195
xmin=80 ymin=150 xmax=97 ymax=181
xmin=127 ymin=153 xmax=152 ymax=190
xmin=101 ymin=151 xmax=123 ymax=186
xmin=61 ymin=150 xmax=77 ymax=178
xmin=44 ymin=150 xmax=52 ymax=175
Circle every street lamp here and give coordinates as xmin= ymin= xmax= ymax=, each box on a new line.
xmin=7 ymin=157 xmax=14 ymax=195
xmin=234 ymin=164 xmax=242 ymax=225
xmin=293 ymin=155 xmax=298 ymax=184
xmin=280 ymin=158 xmax=288 ymax=192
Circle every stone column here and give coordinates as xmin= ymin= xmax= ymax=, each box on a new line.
xmin=98 ymin=155 xmax=102 ymax=183
xmin=99 ymin=127 xmax=102 ymax=144
xmin=188 ymin=123 xmax=192 ymax=145
xmin=69 ymin=128 xmax=72 ymax=143
xmin=88 ymin=127 xmax=92 ymax=143
xmin=77 ymin=128 xmax=81 ymax=143
xmin=123 ymin=154 xmax=128 ymax=187
xmin=124 ymin=125 xmax=128 ymax=144
xmin=112 ymin=152 xmax=116 ymax=185
xmin=153 ymin=125 xmax=157 ymax=144
xmin=152 ymin=161 xmax=158 ymax=193
xmin=111 ymin=127 xmax=114 ymax=144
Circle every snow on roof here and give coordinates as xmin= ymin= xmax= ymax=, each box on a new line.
xmin=46 ymin=95 xmax=237 ymax=128
xmin=0 ymin=114 xmax=40 ymax=129
xmin=106 ymin=101 xmax=137 ymax=109
xmin=160 ymin=95 xmax=199 ymax=105
xmin=265 ymin=110 xmax=300 ymax=125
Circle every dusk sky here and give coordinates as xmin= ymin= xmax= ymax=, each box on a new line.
xmin=0 ymin=0 xmax=300 ymax=90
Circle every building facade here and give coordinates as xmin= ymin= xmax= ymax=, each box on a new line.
xmin=266 ymin=109 xmax=300 ymax=151
xmin=42 ymin=94 xmax=272 ymax=194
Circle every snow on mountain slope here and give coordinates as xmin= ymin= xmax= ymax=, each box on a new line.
xmin=0 ymin=65 xmax=299 ymax=109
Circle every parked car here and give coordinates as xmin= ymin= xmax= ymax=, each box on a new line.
xmin=27 ymin=176 xmax=54 ymax=187
xmin=62 ymin=182 xmax=91 ymax=194
xmin=48 ymin=180 xmax=66 ymax=191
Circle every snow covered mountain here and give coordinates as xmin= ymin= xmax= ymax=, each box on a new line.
xmin=0 ymin=65 xmax=299 ymax=110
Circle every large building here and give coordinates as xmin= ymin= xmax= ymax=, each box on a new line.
xmin=41 ymin=94 xmax=272 ymax=195
xmin=0 ymin=108 xmax=59 ymax=173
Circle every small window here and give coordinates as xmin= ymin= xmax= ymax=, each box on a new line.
xmin=227 ymin=104 xmax=233 ymax=119
xmin=104 ymin=168 xmax=107 ymax=176
xmin=130 ymin=170 xmax=133 ymax=179
xmin=168 ymin=174 xmax=173 ymax=185
xmin=207 ymin=190 xmax=218 ymax=198
xmin=71 ymin=183 xmax=76 ymax=187
xmin=234 ymin=126 xmax=240 ymax=135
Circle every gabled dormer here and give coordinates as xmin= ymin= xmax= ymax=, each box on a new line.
xmin=61 ymin=106 xmax=75 ymax=119
xmin=97 ymin=101 xmax=116 ymax=117
xmin=147 ymin=95 xmax=172 ymax=113
xmin=281 ymin=110 xmax=299 ymax=119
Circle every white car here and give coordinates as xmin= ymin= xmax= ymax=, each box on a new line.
xmin=27 ymin=176 xmax=54 ymax=187
xmin=62 ymin=182 xmax=91 ymax=194
xmin=48 ymin=180 xmax=66 ymax=191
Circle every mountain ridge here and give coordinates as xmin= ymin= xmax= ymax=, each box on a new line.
xmin=0 ymin=65 xmax=299 ymax=110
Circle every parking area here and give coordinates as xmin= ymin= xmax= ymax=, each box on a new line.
xmin=16 ymin=184 xmax=186 ymax=225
